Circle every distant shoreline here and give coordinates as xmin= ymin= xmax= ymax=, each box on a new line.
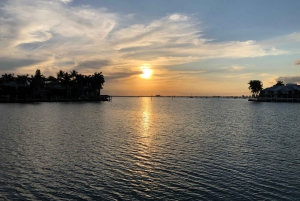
xmin=111 ymin=96 xmax=248 ymax=98
xmin=0 ymin=95 xmax=111 ymax=103
xmin=248 ymin=97 xmax=300 ymax=103
xmin=0 ymin=95 xmax=250 ymax=103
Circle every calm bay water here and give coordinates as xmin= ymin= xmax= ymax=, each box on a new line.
xmin=0 ymin=97 xmax=300 ymax=200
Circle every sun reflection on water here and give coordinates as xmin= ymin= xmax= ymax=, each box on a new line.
xmin=140 ymin=97 xmax=153 ymax=140
xmin=132 ymin=97 xmax=156 ymax=189
xmin=142 ymin=110 xmax=150 ymax=136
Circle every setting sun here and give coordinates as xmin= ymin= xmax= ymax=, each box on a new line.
xmin=141 ymin=67 xmax=152 ymax=79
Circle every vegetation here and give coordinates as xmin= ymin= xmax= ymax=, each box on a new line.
xmin=0 ymin=69 xmax=107 ymax=102
xmin=274 ymin=80 xmax=284 ymax=86
xmin=248 ymin=80 xmax=263 ymax=97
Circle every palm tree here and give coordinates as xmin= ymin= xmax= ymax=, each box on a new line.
xmin=31 ymin=69 xmax=45 ymax=90
xmin=56 ymin=70 xmax=65 ymax=82
xmin=18 ymin=74 xmax=29 ymax=83
xmin=15 ymin=74 xmax=29 ymax=88
xmin=1 ymin=73 xmax=15 ymax=84
xmin=74 ymin=73 xmax=84 ymax=97
xmin=0 ymin=74 xmax=15 ymax=97
xmin=93 ymin=72 xmax=105 ymax=97
xmin=14 ymin=74 xmax=29 ymax=99
xmin=1 ymin=69 xmax=107 ymax=101
xmin=84 ymin=75 xmax=92 ymax=96
xmin=248 ymin=80 xmax=263 ymax=97
xmin=62 ymin=72 xmax=71 ymax=98
xmin=70 ymin=70 xmax=78 ymax=80
xmin=68 ymin=70 xmax=78 ymax=95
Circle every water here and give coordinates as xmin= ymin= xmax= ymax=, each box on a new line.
xmin=0 ymin=97 xmax=300 ymax=200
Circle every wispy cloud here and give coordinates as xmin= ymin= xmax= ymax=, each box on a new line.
xmin=221 ymin=65 xmax=245 ymax=72
xmin=0 ymin=0 xmax=292 ymax=79
xmin=75 ymin=60 xmax=111 ymax=71
xmin=223 ymin=73 xmax=254 ymax=79
xmin=262 ymin=32 xmax=300 ymax=46
xmin=0 ymin=58 xmax=43 ymax=71
xmin=61 ymin=0 xmax=73 ymax=4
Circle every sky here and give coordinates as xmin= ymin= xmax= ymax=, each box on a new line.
xmin=1 ymin=0 xmax=300 ymax=96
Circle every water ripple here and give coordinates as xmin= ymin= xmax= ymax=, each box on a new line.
xmin=1 ymin=99 xmax=300 ymax=200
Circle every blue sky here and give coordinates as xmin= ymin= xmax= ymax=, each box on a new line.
xmin=1 ymin=0 xmax=300 ymax=95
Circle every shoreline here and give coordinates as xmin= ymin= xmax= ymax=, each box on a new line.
xmin=0 ymin=95 xmax=111 ymax=103
xmin=248 ymin=97 xmax=300 ymax=103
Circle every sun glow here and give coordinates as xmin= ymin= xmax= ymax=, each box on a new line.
xmin=140 ymin=66 xmax=152 ymax=79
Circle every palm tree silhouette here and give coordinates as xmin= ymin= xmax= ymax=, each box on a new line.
xmin=1 ymin=69 xmax=107 ymax=102
xmin=248 ymin=80 xmax=263 ymax=97
xmin=56 ymin=70 xmax=65 ymax=82
xmin=93 ymin=72 xmax=105 ymax=97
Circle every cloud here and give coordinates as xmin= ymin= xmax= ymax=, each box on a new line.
xmin=111 ymin=18 xmax=287 ymax=62
xmin=168 ymin=14 xmax=189 ymax=21
xmin=0 ymin=58 xmax=43 ymax=71
xmin=262 ymin=32 xmax=300 ymax=47
xmin=0 ymin=0 xmax=117 ymax=48
xmin=61 ymin=0 xmax=72 ymax=4
xmin=75 ymin=60 xmax=111 ymax=70
xmin=105 ymin=70 xmax=140 ymax=81
xmin=230 ymin=65 xmax=245 ymax=71
xmin=294 ymin=60 xmax=300 ymax=65
xmin=276 ymin=76 xmax=300 ymax=84
xmin=221 ymin=65 xmax=245 ymax=72
xmin=0 ymin=0 xmax=291 ymax=77
xmin=223 ymin=73 xmax=254 ymax=80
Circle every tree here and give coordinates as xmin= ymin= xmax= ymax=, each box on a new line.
xmin=93 ymin=72 xmax=105 ymax=97
xmin=274 ymin=80 xmax=284 ymax=86
xmin=70 ymin=70 xmax=78 ymax=81
xmin=47 ymin=75 xmax=57 ymax=82
xmin=31 ymin=69 xmax=45 ymax=90
xmin=15 ymin=74 xmax=29 ymax=98
xmin=0 ymin=69 xmax=107 ymax=101
xmin=83 ymin=75 xmax=92 ymax=96
xmin=56 ymin=70 xmax=65 ymax=82
xmin=0 ymin=73 xmax=15 ymax=97
xmin=15 ymin=74 xmax=29 ymax=89
xmin=62 ymin=72 xmax=71 ymax=98
xmin=1 ymin=73 xmax=15 ymax=84
xmin=248 ymin=80 xmax=263 ymax=97
xmin=74 ymin=73 xmax=84 ymax=97
xmin=16 ymin=74 xmax=29 ymax=85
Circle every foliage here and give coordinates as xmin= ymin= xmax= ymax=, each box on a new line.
xmin=0 ymin=69 xmax=105 ymax=100
xmin=248 ymin=80 xmax=263 ymax=97
xmin=31 ymin=69 xmax=45 ymax=90
xmin=274 ymin=80 xmax=284 ymax=86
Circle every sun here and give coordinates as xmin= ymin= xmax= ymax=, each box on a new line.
xmin=140 ymin=67 xmax=152 ymax=79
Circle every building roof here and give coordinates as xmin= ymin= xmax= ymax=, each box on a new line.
xmin=263 ymin=84 xmax=300 ymax=92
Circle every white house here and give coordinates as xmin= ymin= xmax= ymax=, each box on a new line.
xmin=258 ymin=83 xmax=300 ymax=102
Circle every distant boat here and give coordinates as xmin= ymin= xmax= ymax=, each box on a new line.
xmin=155 ymin=95 xmax=161 ymax=97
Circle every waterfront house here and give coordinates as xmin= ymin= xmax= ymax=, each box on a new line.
xmin=258 ymin=83 xmax=300 ymax=102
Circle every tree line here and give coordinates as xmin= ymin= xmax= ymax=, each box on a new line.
xmin=248 ymin=80 xmax=284 ymax=97
xmin=0 ymin=69 xmax=105 ymax=100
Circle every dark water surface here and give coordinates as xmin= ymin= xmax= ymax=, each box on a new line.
xmin=0 ymin=97 xmax=300 ymax=200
